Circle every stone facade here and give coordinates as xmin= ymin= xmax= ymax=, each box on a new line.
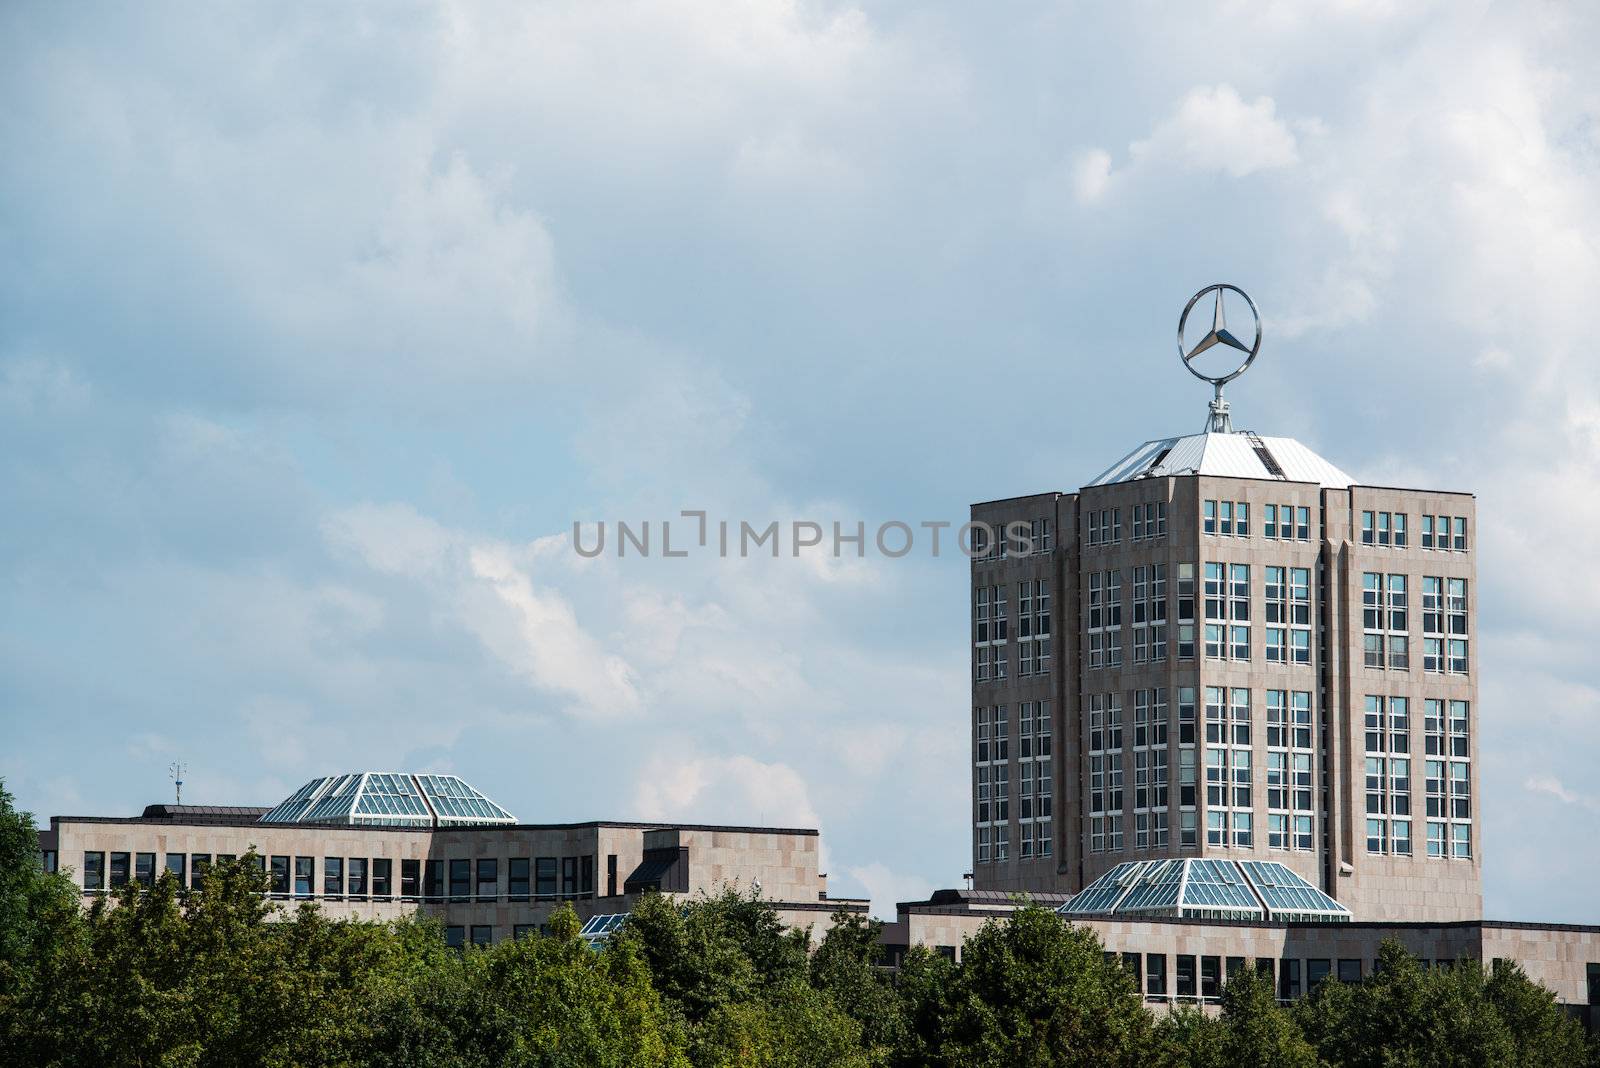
xmin=40 ymin=809 xmax=864 ymax=944
xmin=969 ymin=445 xmax=1484 ymax=923
xmin=880 ymin=893 xmax=1600 ymax=1013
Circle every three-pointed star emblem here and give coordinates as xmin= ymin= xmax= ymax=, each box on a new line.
xmin=1184 ymin=288 xmax=1253 ymax=360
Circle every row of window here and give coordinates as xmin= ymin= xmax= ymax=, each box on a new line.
xmin=1360 ymin=510 xmax=1468 ymax=551
xmin=1120 ymin=952 xmax=1464 ymax=1003
xmin=972 ymin=582 xmax=1052 ymax=680
xmin=1363 ymin=573 xmax=1469 ymax=673
xmin=972 ymin=517 xmax=1054 ymax=560
xmin=445 ymin=924 xmax=558 ymax=948
xmin=78 ymin=851 xmax=611 ymax=900
xmin=974 ymin=819 xmax=1054 ymax=863
xmin=973 ymin=703 xmax=1053 ymax=763
xmin=975 ymin=704 xmax=1053 ymax=844
xmin=1203 ymin=501 xmax=1314 ymax=541
xmin=1084 ymin=502 xmax=1171 ymax=547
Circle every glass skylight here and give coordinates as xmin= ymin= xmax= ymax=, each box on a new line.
xmin=579 ymin=913 xmax=629 ymax=944
xmin=258 ymin=773 xmax=516 ymax=828
xmin=1058 ymin=858 xmax=1350 ymax=923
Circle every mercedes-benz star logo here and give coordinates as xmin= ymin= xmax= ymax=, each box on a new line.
xmin=1177 ymin=283 xmax=1261 ymax=387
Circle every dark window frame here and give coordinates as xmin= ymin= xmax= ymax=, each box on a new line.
xmin=82 ymin=851 xmax=105 ymax=891
xmin=508 ymin=857 xmax=530 ymax=901
xmin=1176 ymin=954 xmax=1197 ymax=998
xmin=1145 ymin=953 xmax=1167 ymax=996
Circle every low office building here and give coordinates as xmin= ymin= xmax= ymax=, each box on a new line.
xmin=880 ymin=889 xmax=1600 ymax=1023
xmin=38 ymin=771 xmax=864 ymax=946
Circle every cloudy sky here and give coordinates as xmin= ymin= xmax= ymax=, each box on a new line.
xmin=3 ymin=1 xmax=1598 ymax=921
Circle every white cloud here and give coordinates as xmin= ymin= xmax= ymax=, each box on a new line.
xmin=0 ymin=357 xmax=91 ymax=413
xmin=1073 ymin=147 xmax=1113 ymax=203
xmin=632 ymin=752 xmax=822 ymax=832
xmin=845 ymin=861 xmax=934 ymax=921
xmin=1524 ymin=775 xmax=1600 ymax=811
xmin=1128 ymin=84 xmax=1300 ymax=177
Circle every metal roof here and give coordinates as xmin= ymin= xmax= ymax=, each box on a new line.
xmin=1086 ymin=431 xmax=1354 ymax=489
xmin=1058 ymin=858 xmax=1350 ymax=923
xmin=258 ymin=773 xmax=516 ymax=828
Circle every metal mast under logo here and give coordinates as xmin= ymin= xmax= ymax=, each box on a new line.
xmin=1177 ymin=283 xmax=1262 ymax=433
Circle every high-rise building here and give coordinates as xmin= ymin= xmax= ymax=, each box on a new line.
xmin=969 ymin=288 xmax=1480 ymax=923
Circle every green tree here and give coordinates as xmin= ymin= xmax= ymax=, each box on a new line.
xmin=886 ymin=944 xmax=956 ymax=1068
xmin=1484 ymin=957 xmax=1594 ymax=1068
xmin=1149 ymin=1006 xmax=1227 ymax=1068
xmin=939 ymin=907 xmax=1154 ymax=1067
xmin=809 ymin=909 xmax=904 ymax=1060
xmin=697 ymin=977 xmax=870 ymax=1068
xmin=0 ymin=780 xmax=90 ymax=1068
xmin=370 ymin=902 xmax=688 ymax=1068
xmin=1213 ymin=965 xmax=1316 ymax=1068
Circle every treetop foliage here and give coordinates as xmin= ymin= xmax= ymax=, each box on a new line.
xmin=1 ymin=781 xmax=1594 ymax=1067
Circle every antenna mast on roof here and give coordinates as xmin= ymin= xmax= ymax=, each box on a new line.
xmin=169 ymin=762 xmax=186 ymax=805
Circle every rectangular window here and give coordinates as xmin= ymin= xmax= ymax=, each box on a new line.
xmin=562 ymin=856 xmax=579 ymax=897
xmin=425 ymin=860 xmax=446 ymax=898
xmin=536 ymin=857 xmax=558 ymax=899
xmin=109 ymin=851 xmax=130 ymax=889
xmin=169 ymin=853 xmax=189 ymax=887
xmin=271 ymin=855 xmax=291 ymax=896
xmin=1422 ymin=514 xmax=1435 ymax=548
xmin=83 ymin=851 xmax=105 ymax=891
xmin=189 ymin=854 xmax=210 ymax=891
xmin=1146 ymin=954 xmax=1167 ymax=997
xmin=1279 ymin=959 xmax=1302 ymax=1000
xmin=348 ymin=857 xmax=368 ymax=898
xmin=135 ymin=852 xmax=155 ymax=888
xmin=471 ymin=925 xmax=493 ymax=947
xmin=449 ymin=859 xmax=470 ymax=899
xmin=508 ymin=857 xmax=531 ymax=900
xmin=1361 ymin=510 xmax=1374 ymax=545
xmin=325 ymin=856 xmax=344 ymax=897
xmin=1177 ymin=954 xmax=1197 ymax=998
xmin=372 ymin=858 xmax=392 ymax=897
xmin=1201 ymin=956 xmax=1222 ymax=999
xmin=444 ymin=926 xmax=465 ymax=951
xmin=477 ymin=858 xmax=498 ymax=900
xmin=1453 ymin=517 xmax=1467 ymax=551
xmin=294 ymin=856 xmax=313 ymax=896
xmin=1308 ymin=959 xmax=1331 ymax=988
xmin=401 ymin=858 xmax=420 ymax=899
xmin=1338 ymin=959 xmax=1363 ymax=983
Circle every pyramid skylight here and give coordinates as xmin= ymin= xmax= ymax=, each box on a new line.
xmin=1058 ymin=859 xmax=1350 ymax=923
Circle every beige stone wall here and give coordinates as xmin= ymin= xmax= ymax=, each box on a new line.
xmin=1329 ymin=486 xmax=1482 ymax=922
xmin=969 ymin=470 xmax=1486 ymax=925
xmin=671 ymin=827 xmax=826 ymax=903
xmin=886 ymin=906 xmax=1600 ymax=1008
xmin=50 ymin=817 xmax=842 ymax=942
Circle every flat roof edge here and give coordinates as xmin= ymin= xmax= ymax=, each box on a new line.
xmin=50 ymin=815 xmax=821 ymax=836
